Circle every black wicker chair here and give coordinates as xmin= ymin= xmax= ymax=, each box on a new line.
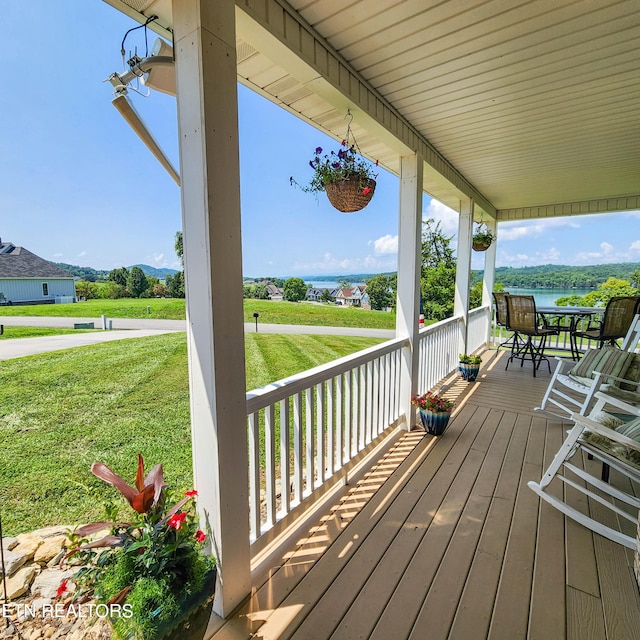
xmin=572 ymin=296 xmax=640 ymax=352
xmin=505 ymin=295 xmax=559 ymax=376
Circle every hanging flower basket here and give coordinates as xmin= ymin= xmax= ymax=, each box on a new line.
xmin=472 ymin=222 xmax=495 ymax=252
xmin=290 ymin=111 xmax=379 ymax=214
xmin=325 ymin=177 xmax=376 ymax=213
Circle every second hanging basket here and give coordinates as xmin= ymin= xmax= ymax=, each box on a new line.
xmin=325 ymin=177 xmax=377 ymax=213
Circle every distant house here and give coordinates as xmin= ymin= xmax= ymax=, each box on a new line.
xmin=335 ymin=285 xmax=370 ymax=309
xmin=265 ymin=283 xmax=284 ymax=301
xmin=306 ymin=287 xmax=338 ymax=302
xmin=0 ymin=239 xmax=76 ymax=305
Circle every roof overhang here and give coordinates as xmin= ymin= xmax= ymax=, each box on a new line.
xmin=101 ymin=0 xmax=640 ymax=221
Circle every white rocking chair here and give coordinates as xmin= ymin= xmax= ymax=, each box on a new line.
xmin=529 ymin=389 xmax=640 ymax=549
xmin=534 ymin=313 xmax=640 ymax=422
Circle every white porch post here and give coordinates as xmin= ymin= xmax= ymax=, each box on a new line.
xmin=454 ymin=197 xmax=474 ymax=355
xmin=396 ymin=153 xmax=423 ymax=430
xmin=482 ymin=218 xmax=498 ymax=345
xmin=172 ymin=0 xmax=250 ymax=617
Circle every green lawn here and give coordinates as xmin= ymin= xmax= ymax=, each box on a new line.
xmin=0 ymin=298 xmax=396 ymax=329
xmin=0 ymin=326 xmax=97 ymax=340
xmin=0 ymin=332 xmax=382 ymax=536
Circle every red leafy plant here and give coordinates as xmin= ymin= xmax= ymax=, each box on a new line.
xmin=411 ymin=391 xmax=455 ymax=413
xmin=67 ymin=454 xmax=215 ymax=640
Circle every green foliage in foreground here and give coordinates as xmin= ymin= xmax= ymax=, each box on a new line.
xmin=0 ymin=298 xmax=397 ymax=328
xmin=0 ymin=332 xmax=382 ymax=536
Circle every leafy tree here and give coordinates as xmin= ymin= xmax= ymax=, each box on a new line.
xmin=320 ymin=289 xmax=335 ymax=303
xmin=175 ymin=231 xmax=184 ymax=266
xmin=632 ymin=269 xmax=640 ymax=289
xmin=556 ymin=277 xmax=638 ymax=307
xmin=127 ymin=266 xmax=150 ymax=298
xmin=283 ymin=277 xmax=308 ymax=302
xmin=100 ymin=281 xmax=128 ymax=299
xmin=166 ymin=271 xmax=185 ymax=298
xmin=366 ymin=274 xmax=393 ymax=310
xmin=108 ymin=267 xmax=129 ymax=287
xmin=420 ymin=219 xmax=456 ymax=321
xmin=339 ymin=279 xmax=352 ymax=290
xmin=152 ymin=283 xmax=168 ymax=297
xmin=75 ymin=280 xmax=99 ymax=300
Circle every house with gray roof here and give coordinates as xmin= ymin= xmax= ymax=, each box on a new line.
xmin=0 ymin=239 xmax=76 ymax=305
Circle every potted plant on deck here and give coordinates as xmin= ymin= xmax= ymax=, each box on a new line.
xmin=459 ymin=353 xmax=482 ymax=381
xmin=66 ymin=454 xmax=216 ymax=640
xmin=472 ymin=223 xmax=496 ymax=251
xmin=290 ymin=141 xmax=378 ymax=213
xmin=412 ymin=391 xmax=455 ymax=436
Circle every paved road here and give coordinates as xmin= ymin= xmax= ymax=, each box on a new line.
xmin=0 ymin=329 xmax=180 ymax=360
xmin=0 ymin=316 xmax=394 ymax=360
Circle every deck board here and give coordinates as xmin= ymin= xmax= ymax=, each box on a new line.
xmin=209 ymin=351 xmax=640 ymax=640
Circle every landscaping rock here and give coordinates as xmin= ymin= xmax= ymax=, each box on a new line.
xmin=0 ymin=565 xmax=37 ymax=600
xmin=1 ymin=536 xmax=17 ymax=551
xmin=12 ymin=535 xmax=44 ymax=561
xmin=34 ymin=537 xmax=67 ymax=566
xmin=31 ymin=568 xmax=76 ymax=599
xmin=1 ymin=548 xmax=28 ymax=577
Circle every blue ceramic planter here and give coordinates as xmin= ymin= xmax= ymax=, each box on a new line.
xmin=459 ymin=363 xmax=480 ymax=381
xmin=419 ymin=410 xmax=451 ymax=436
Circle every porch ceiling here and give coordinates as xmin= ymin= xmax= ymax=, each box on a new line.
xmin=103 ymin=0 xmax=640 ymax=220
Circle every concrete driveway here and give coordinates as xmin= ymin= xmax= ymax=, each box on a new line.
xmin=0 ymin=316 xmax=394 ymax=360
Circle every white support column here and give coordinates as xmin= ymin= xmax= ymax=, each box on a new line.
xmin=396 ymin=153 xmax=423 ymax=430
xmin=482 ymin=218 xmax=498 ymax=345
xmin=172 ymin=0 xmax=250 ymax=617
xmin=454 ymin=197 xmax=474 ymax=355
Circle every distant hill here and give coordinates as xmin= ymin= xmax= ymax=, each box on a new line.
xmin=473 ymin=262 xmax=640 ymax=289
xmin=129 ymin=264 xmax=179 ymax=279
xmin=54 ymin=262 xmax=178 ymax=281
xmin=54 ymin=263 xmax=109 ymax=282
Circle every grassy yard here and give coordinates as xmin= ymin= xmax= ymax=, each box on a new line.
xmin=0 ymin=332 xmax=382 ymax=536
xmin=0 ymin=298 xmax=397 ymax=329
xmin=0 ymin=326 xmax=97 ymax=340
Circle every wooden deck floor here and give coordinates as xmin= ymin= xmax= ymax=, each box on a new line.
xmin=208 ymin=351 xmax=640 ymax=640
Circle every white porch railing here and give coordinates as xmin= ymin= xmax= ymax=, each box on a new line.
xmin=246 ymin=336 xmax=406 ymax=544
xmin=416 ymin=305 xmax=491 ymax=396
xmin=246 ymin=306 xmax=491 ymax=547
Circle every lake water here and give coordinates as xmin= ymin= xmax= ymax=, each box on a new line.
xmin=504 ymin=287 xmax=594 ymax=306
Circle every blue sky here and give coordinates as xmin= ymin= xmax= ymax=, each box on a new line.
xmin=2 ymin=2 xmax=639 ymax=278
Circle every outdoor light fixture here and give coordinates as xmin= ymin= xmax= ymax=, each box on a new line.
xmin=106 ymin=36 xmax=179 ymax=185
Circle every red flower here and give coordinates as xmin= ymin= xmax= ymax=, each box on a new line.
xmin=341 ymin=139 xmax=346 ymax=146
xmin=195 ymin=530 xmax=207 ymax=543
xmin=362 ymin=187 xmax=371 ymax=195
xmin=56 ymin=579 xmax=69 ymax=599
xmin=168 ymin=512 xmax=187 ymax=530
xmin=185 ymin=490 xmax=198 ymax=497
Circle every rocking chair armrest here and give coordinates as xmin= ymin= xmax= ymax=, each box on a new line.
xmin=591 ymin=371 xmax=640 ymax=389
xmin=570 ymin=411 xmax=640 ymax=454
xmin=592 ymin=390 xmax=640 ymax=416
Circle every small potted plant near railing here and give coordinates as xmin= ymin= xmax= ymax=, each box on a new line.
xmin=65 ymin=454 xmax=216 ymax=640
xmin=472 ymin=223 xmax=496 ymax=252
xmin=290 ymin=141 xmax=379 ymax=213
xmin=412 ymin=391 xmax=455 ymax=436
xmin=459 ymin=353 xmax=482 ymax=381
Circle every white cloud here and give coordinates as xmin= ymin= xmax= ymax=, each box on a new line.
xmin=52 ymin=252 xmax=63 ymax=258
xmin=498 ymin=247 xmax=560 ymax=266
xmin=630 ymin=240 xmax=640 ymax=253
xmin=292 ymin=251 xmax=397 ymax=274
xmin=77 ymin=250 xmax=87 ymax=258
xmin=423 ymin=199 xmax=458 ymax=233
xmin=371 ymin=234 xmax=398 ymax=255
xmin=499 ymin=218 xmax=580 ymax=241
